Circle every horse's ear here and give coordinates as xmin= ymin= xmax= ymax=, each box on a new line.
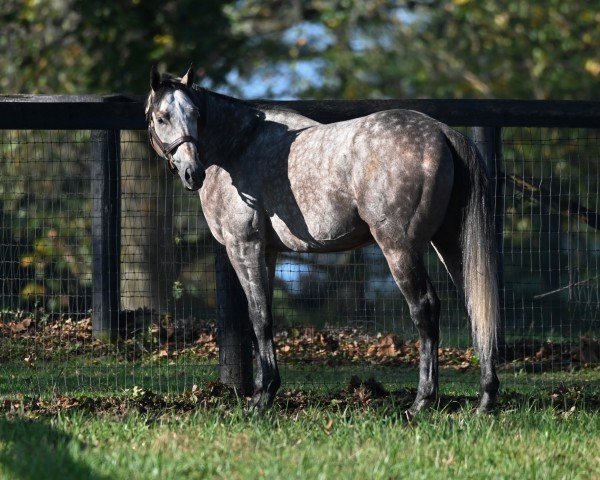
xmin=150 ymin=65 xmax=161 ymax=91
xmin=181 ymin=64 xmax=195 ymax=88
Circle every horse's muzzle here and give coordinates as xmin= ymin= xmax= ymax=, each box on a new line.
xmin=183 ymin=166 xmax=206 ymax=191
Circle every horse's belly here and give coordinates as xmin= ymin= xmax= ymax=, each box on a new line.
xmin=267 ymin=211 xmax=372 ymax=253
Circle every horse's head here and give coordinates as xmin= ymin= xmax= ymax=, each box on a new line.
xmin=146 ymin=66 xmax=206 ymax=191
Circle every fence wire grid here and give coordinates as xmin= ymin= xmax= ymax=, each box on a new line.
xmin=0 ymin=125 xmax=598 ymax=398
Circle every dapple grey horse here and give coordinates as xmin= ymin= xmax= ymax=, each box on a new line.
xmin=146 ymin=66 xmax=500 ymax=413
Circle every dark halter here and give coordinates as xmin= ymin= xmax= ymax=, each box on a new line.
xmin=148 ymin=123 xmax=200 ymax=175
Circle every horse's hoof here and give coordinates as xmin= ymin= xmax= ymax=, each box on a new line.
xmin=248 ymin=391 xmax=275 ymax=413
xmin=408 ymin=396 xmax=435 ymax=415
xmin=476 ymin=404 xmax=496 ymax=415
xmin=242 ymin=405 xmax=257 ymax=417
xmin=476 ymin=392 xmax=498 ymax=414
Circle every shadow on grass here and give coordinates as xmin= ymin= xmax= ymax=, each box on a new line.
xmin=271 ymin=376 xmax=600 ymax=417
xmin=0 ymin=417 xmax=108 ymax=480
xmin=427 ymin=390 xmax=600 ymax=415
xmin=0 ymin=373 xmax=597 ymax=423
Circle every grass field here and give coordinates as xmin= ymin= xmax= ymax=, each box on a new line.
xmin=0 ymin=318 xmax=598 ymax=479
xmin=0 ymin=366 xmax=598 ymax=480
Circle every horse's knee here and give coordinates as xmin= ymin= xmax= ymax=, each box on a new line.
xmin=245 ymin=295 xmax=272 ymax=328
xmin=249 ymin=309 xmax=273 ymax=337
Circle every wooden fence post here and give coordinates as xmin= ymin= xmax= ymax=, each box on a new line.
xmin=214 ymin=241 xmax=253 ymax=395
xmin=91 ymin=130 xmax=121 ymax=341
xmin=472 ymin=126 xmax=505 ymax=357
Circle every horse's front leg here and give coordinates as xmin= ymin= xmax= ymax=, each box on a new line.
xmin=226 ymin=241 xmax=280 ymax=410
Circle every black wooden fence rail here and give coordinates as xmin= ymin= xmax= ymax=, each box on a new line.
xmin=1 ymin=95 xmax=599 ymax=392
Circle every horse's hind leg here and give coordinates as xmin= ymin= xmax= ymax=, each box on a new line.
xmin=380 ymin=245 xmax=440 ymax=413
xmin=226 ymin=242 xmax=281 ymax=410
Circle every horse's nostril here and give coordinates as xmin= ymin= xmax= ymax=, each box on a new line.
xmin=185 ymin=168 xmax=192 ymax=182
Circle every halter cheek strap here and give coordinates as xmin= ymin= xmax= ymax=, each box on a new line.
xmin=148 ymin=122 xmax=202 ymax=175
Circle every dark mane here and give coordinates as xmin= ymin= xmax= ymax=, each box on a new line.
xmin=146 ymin=72 xmax=301 ymax=120
xmin=146 ymin=72 xmax=255 ymax=120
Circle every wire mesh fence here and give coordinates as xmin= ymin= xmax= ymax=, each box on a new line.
xmin=498 ymin=127 xmax=599 ymax=377
xmin=0 ymin=117 xmax=598 ymax=398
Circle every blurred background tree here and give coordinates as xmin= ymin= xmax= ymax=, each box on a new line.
xmin=3 ymin=0 xmax=596 ymax=98
xmin=1 ymin=0 xmax=243 ymax=93
xmin=225 ymin=0 xmax=599 ymax=100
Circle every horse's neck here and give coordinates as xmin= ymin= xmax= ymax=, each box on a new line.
xmin=196 ymin=90 xmax=260 ymax=164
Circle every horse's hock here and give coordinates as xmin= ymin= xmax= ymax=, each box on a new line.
xmin=0 ymin=94 xmax=598 ymax=401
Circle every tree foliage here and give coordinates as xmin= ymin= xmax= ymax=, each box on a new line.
xmin=227 ymin=0 xmax=599 ymax=99
xmin=2 ymin=0 xmax=597 ymax=98
xmin=1 ymin=0 xmax=244 ymax=93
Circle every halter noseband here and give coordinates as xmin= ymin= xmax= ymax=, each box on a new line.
xmin=148 ymin=123 xmax=200 ymax=175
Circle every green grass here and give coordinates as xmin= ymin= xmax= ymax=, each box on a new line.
xmin=1 ymin=313 xmax=597 ymax=478
xmin=0 ymin=399 xmax=598 ymax=480
xmin=0 ymin=365 xmax=598 ymax=480
xmin=0 ymin=328 xmax=598 ymax=480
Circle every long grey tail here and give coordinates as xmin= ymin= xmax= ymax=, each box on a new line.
xmin=442 ymin=126 xmax=499 ymax=363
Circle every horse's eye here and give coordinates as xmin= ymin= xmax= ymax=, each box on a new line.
xmin=157 ymin=116 xmax=166 ymax=125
